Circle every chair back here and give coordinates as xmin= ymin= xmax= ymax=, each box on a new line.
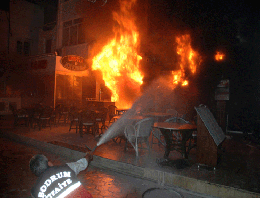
xmin=176 ymin=117 xmax=190 ymax=124
xmin=108 ymin=105 xmax=117 ymax=115
xmin=68 ymin=106 xmax=79 ymax=120
xmin=40 ymin=107 xmax=53 ymax=118
xmin=135 ymin=117 xmax=154 ymax=137
xmin=166 ymin=109 xmax=178 ymax=117
xmin=100 ymin=108 xmax=108 ymax=122
xmin=81 ymin=110 xmax=96 ymax=123
xmin=165 ymin=117 xmax=178 ymax=123
xmin=165 ymin=117 xmax=190 ymax=124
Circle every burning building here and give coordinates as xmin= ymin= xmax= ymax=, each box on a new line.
xmin=54 ymin=0 xmax=201 ymax=110
xmin=1 ymin=0 xmax=201 ymax=117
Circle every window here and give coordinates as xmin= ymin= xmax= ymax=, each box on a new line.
xmin=17 ymin=41 xmax=30 ymax=55
xmin=62 ymin=28 xmax=70 ymax=46
xmin=78 ymin=23 xmax=86 ymax=44
xmin=17 ymin=41 xmax=23 ymax=54
xmin=62 ymin=18 xmax=86 ymax=47
xmin=70 ymin=25 xmax=78 ymax=45
xmin=46 ymin=39 xmax=52 ymax=53
xmin=24 ymin=42 xmax=30 ymax=56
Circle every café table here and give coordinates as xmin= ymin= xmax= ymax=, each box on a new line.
xmin=142 ymin=112 xmax=172 ymax=122
xmin=153 ymin=122 xmax=197 ymax=159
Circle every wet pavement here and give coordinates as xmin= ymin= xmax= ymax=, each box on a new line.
xmin=0 ymin=135 xmax=213 ymax=198
xmin=1 ymin=115 xmax=260 ymax=197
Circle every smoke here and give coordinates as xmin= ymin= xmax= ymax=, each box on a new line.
xmin=97 ymin=75 xmax=198 ymax=146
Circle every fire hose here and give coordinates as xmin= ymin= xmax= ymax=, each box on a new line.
xmin=85 ymin=145 xmax=98 ymax=154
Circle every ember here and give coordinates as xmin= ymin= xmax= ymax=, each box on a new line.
xmin=215 ymin=51 xmax=225 ymax=61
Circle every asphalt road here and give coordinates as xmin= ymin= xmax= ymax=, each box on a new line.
xmin=0 ymin=137 xmax=217 ymax=198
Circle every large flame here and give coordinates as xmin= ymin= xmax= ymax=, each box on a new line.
xmin=172 ymin=34 xmax=200 ymax=86
xmin=91 ymin=1 xmax=201 ymax=109
xmin=92 ymin=0 xmax=143 ymax=109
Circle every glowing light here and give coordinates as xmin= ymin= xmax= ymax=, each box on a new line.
xmin=92 ymin=0 xmax=143 ymax=108
xmin=215 ymin=51 xmax=225 ymax=61
xmin=173 ymin=34 xmax=200 ymax=86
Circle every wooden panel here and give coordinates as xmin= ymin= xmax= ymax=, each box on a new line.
xmin=197 ymin=116 xmax=218 ymax=167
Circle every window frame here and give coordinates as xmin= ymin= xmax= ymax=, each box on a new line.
xmin=62 ymin=18 xmax=86 ymax=47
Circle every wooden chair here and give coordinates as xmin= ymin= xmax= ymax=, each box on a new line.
xmin=95 ymin=107 xmax=108 ymax=136
xmin=56 ymin=105 xmax=69 ymax=124
xmin=108 ymin=105 xmax=117 ymax=123
xmin=10 ymin=106 xmax=29 ymax=128
xmin=79 ymin=110 xmax=97 ymax=137
xmin=68 ymin=107 xmax=80 ymax=133
xmin=34 ymin=107 xmax=53 ymax=131
xmin=124 ymin=117 xmax=154 ymax=157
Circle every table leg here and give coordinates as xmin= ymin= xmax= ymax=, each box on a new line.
xmin=161 ymin=129 xmax=172 ymax=159
xmin=79 ymin=121 xmax=83 ymax=137
xmin=181 ymin=131 xmax=193 ymax=159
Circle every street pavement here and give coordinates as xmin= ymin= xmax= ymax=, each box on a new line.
xmin=1 ymin=114 xmax=260 ymax=198
xmin=0 ymin=137 xmax=216 ymax=198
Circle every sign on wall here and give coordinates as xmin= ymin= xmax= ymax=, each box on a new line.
xmin=60 ymin=55 xmax=88 ymax=71
xmin=215 ymin=79 xmax=229 ymax=100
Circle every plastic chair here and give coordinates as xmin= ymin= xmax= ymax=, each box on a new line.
xmin=151 ymin=128 xmax=166 ymax=147
xmin=150 ymin=117 xmax=178 ymax=147
xmin=164 ymin=117 xmax=190 ymax=142
xmin=166 ymin=109 xmax=179 ymax=117
xmin=124 ymin=117 xmax=154 ymax=157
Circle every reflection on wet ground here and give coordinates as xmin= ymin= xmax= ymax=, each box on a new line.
xmin=1 ymin=117 xmax=260 ymax=194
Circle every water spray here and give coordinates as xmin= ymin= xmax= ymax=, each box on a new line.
xmin=94 ymin=77 xmax=180 ymax=149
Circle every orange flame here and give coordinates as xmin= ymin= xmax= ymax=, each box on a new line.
xmin=173 ymin=34 xmax=200 ymax=86
xmin=92 ymin=0 xmax=143 ymax=108
xmin=91 ymin=2 xmax=201 ymax=108
xmin=215 ymin=51 xmax=225 ymax=61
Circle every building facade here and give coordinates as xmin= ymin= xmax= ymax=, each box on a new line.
xmin=0 ymin=0 xmax=45 ymax=114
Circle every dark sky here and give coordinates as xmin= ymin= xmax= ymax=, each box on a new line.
xmin=0 ymin=0 xmax=58 ymax=11
xmin=146 ymin=0 xmax=260 ymax=115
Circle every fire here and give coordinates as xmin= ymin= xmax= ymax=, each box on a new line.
xmin=91 ymin=1 xmax=201 ymax=108
xmin=215 ymin=51 xmax=225 ymax=61
xmin=173 ymin=34 xmax=200 ymax=86
xmin=92 ymin=0 xmax=143 ymax=108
